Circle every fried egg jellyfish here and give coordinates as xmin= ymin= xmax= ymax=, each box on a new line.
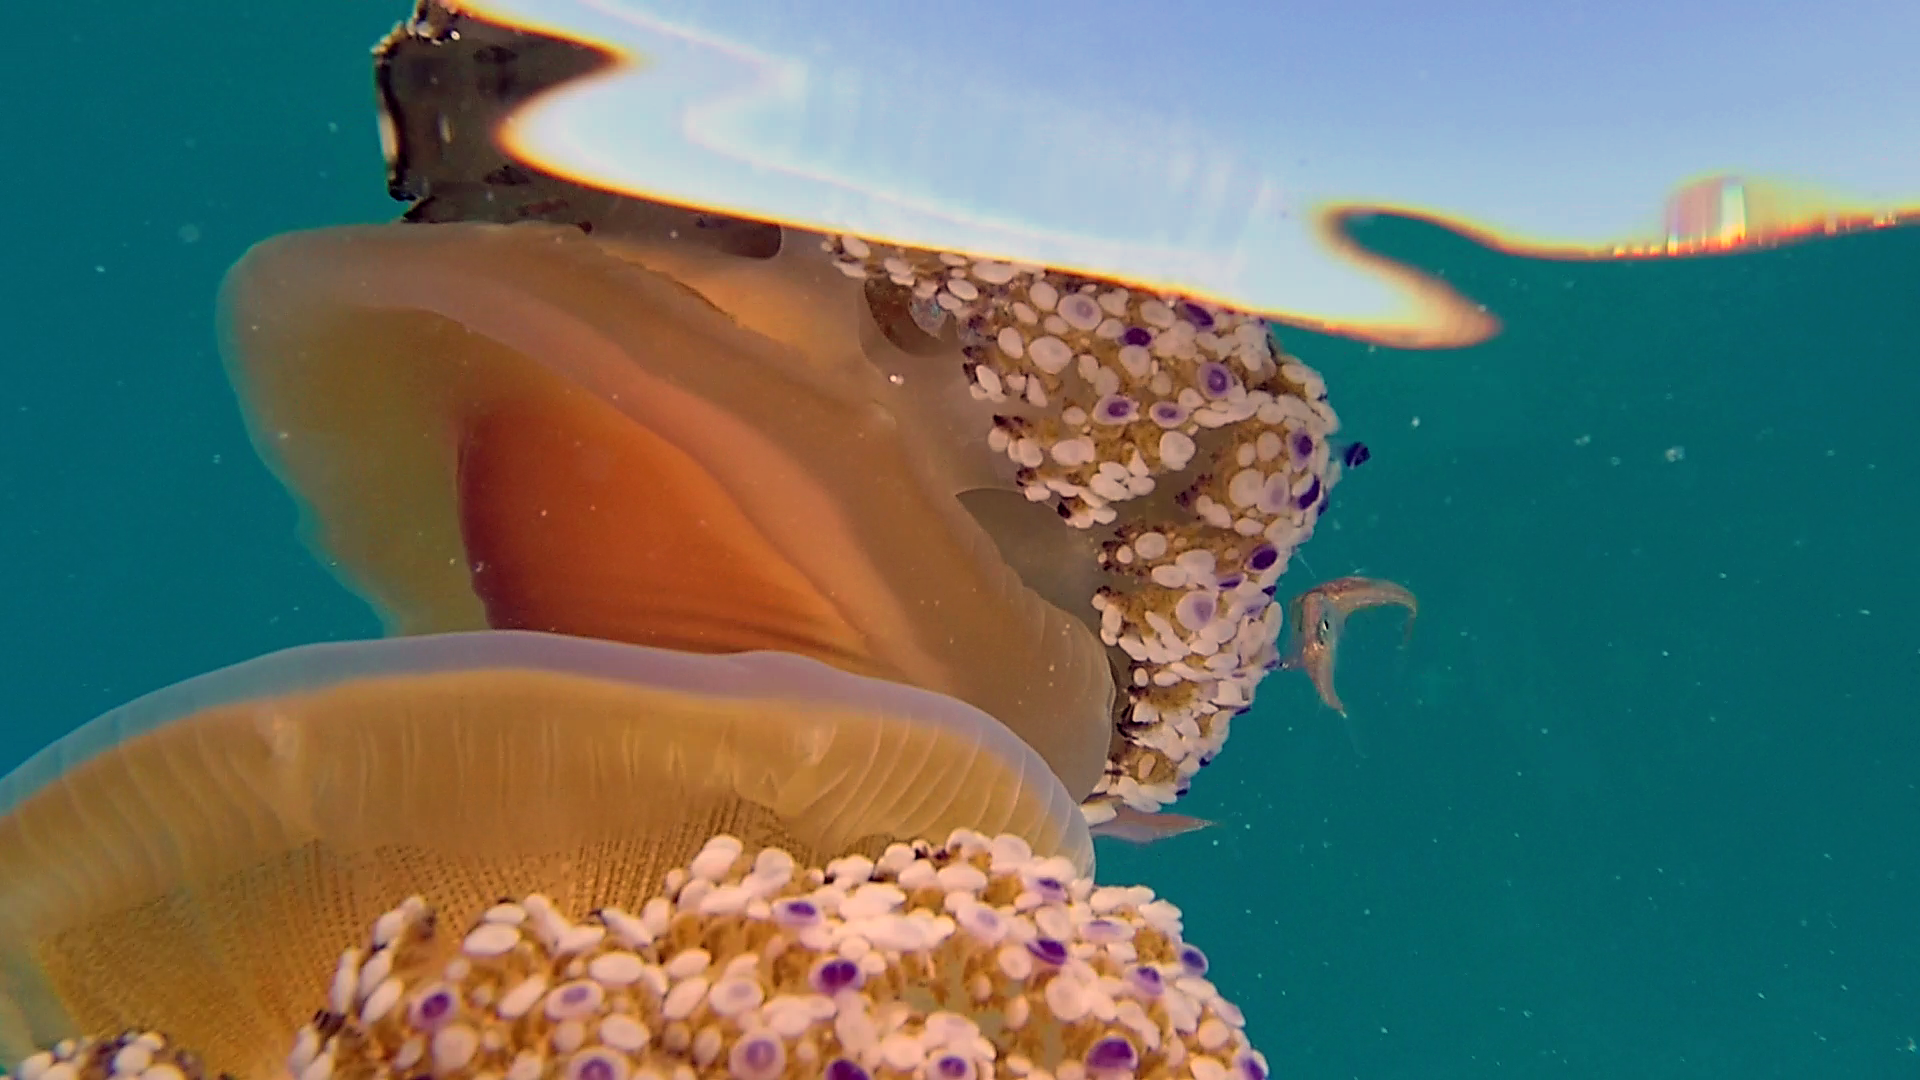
xmin=218 ymin=4 xmax=1350 ymax=832
xmin=4 ymin=3 xmax=1450 ymax=1075
xmin=0 ymin=634 xmax=1078 ymax=1070
xmin=0 ymin=633 xmax=1264 ymax=1080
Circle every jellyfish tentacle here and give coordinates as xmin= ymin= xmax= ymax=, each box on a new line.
xmin=0 ymin=831 xmax=1272 ymax=1080
xmin=827 ymin=239 xmax=1341 ymax=829
xmin=280 ymin=830 xmax=1266 ymax=1080
xmin=3 ymin=1029 xmax=207 ymax=1080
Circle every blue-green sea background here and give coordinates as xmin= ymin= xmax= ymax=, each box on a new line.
xmin=4 ymin=4 xmax=1917 ymax=1078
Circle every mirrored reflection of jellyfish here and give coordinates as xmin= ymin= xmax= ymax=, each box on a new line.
xmin=438 ymin=1 xmax=1917 ymax=341
xmin=0 ymin=633 xmax=1265 ymax=1080
xmin=216 ymin=3 xmax=1355 ymax=832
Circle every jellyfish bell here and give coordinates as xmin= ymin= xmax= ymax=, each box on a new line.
xmin=0 ymin=631 xmax=1090 ymax=1078
xmin=220 ymin=217 xmax=1117 ymax=801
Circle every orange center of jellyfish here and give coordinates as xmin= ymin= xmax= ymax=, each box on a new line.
xmin=453 ymin=355 xmax=875 ymax=667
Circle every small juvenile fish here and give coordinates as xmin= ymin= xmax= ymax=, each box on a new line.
xmin=1089 ymin=805 xmax=1215 ymax=844
xmin=1282 ymin=576 xmax=1418 ymax=715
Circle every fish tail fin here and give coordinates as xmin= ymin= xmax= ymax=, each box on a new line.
xmin=1341 ymin=711 xmax=1370 ymax=759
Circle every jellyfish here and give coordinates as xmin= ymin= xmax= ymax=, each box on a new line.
xmin=217 ymin=4 xmax=1348 ymax=831
xmin=0 ymin=632 xmax=1086 ymax=1074
xmin=0 ymin=633 xmax=1267 ymax=1080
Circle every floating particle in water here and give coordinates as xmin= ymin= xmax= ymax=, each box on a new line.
xmin=1664 ymin=446 xmax=1686 ymax=462
xmin=1573 ymin=434 xmax=1592 ymax=447
xmin=178 ymin=224 xmax=202 ymax=244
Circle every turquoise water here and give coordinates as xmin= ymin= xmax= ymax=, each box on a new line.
xmin=5 ymin=2 xmax=1917 ymax=1078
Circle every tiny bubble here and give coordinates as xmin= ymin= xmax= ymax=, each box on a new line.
xmin=1664 ymin=445 xmax=1686 ymax=462
xmin=1410 ymin=416 xmax=1421 ymax=428
xmin=94 ymin=265 xmax=106 ymax=273
xmin=1608 ymin=455 xmax=1621 ymax=466
xmin=1573 ymin=434 xmax=1591 ymax=446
